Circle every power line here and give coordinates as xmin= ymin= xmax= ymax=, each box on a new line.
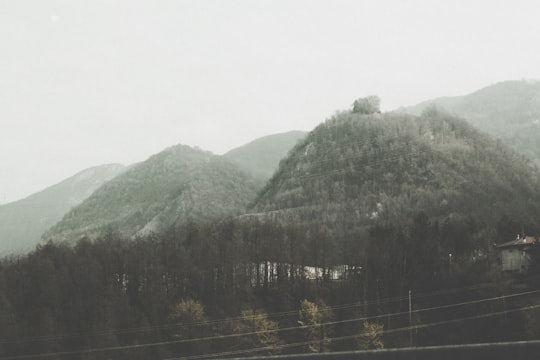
xmin=165 ymin=303 xmax=540 ymax=360
xmin=3 ymin=271 xmax=537 ymax=346
xmin=3 ymin=289 xmax=539 ymax=360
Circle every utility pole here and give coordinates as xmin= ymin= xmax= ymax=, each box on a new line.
xmin=409 ymin=289 xmax=412 ymax=347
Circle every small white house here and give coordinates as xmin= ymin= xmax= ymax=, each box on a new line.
xmin=495 ymin=235 xmax=538 ymax=273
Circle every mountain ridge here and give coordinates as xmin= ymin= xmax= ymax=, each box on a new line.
xmin=399 ymin=79 xmax=540 ymax=164
xmin=224 ymin=130 xmax=307 ymax=180
xmin=249 ymin=108 xmax=540 ymax=265
xmin=0 ymin=163 xmax=125 ymax=255
xmin=43 ymin=144 xmax=263 ymax=243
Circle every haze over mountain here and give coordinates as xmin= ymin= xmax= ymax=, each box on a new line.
xmin=0 ymin=164 xmax=125 ymax=255
xmin=43 ymin=144 xmax=263 ymax=244
xmin=400 ymin=80 xmax=540 ymax=165
xmin=5 ymin=95 xmax=540 ymax=357
xmin=248 ymin=106 xmax=540 ymax=265
xmin=224 ymin=130 xmax=307 ymax=179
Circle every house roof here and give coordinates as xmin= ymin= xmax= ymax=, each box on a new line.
xmin=496 ymin=236 xmax=538 ymax=249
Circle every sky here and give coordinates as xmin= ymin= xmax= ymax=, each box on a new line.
xmin=1 ymin=0 xmax=540 ymax=204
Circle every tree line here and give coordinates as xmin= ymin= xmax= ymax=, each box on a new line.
xmin=2 ymin=213 xmax=540 ymax=359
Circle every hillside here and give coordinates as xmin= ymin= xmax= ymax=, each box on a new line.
xmin=249 ymin=108 xmax=540 ymax=267
xmin=43 ymin=144 xmax=263 ymax=243
xmin=224 ymin=130 xmax=307 ymax=179
xmin=6 ymin=112 xmax=540 ymax=358
xmin=0 ymin=164 xmax=125 ymax=255
xmin=400 ymin=80 xmax=540 ymax=164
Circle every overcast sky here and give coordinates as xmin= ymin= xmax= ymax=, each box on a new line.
xmin=1 ymin=0 xmax=540 ymax=204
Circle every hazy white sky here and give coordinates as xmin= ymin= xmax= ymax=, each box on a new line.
xmin=1 ymin=0 xmax=540 ymax=204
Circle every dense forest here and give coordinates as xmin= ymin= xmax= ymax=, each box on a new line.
xmin=255 ymin=106 xmax=540 ymax=226
xmin=252 ymin=107 xmax=540 ymax=273
xmin=2 ymin=217 xmax=540 ymax=359
xmin=4 ymin=102 xmax=540 ymax=359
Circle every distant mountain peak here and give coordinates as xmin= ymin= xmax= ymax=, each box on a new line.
xmin=43 ymin=143 xmax=263 ymax=244
xmin=0 ymin=164 xmax=125 ymax=255
xmin=399 ymin=79 xmax=540 ymax=166
xmin=251 ymin=109 xmax=540 ymax=237
xmin=224 ymin=130 xmax=307 ymax=180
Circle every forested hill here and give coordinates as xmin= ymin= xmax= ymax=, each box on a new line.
xmin=7 ymin=108 xmax=540 ymax=359
xmin=0 ymin=164 xmax=125 ymax=255
xmin=400 ymin=80 xmax=540 ymax=164
xmin=43 ymin=145 xmax=262 ymax=243
xmin=224 ymin=130 xmax=307 ymax=180
xmin=250 ymin=108 xmax=540 ymax=264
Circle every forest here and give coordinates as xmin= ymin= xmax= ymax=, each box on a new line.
xmin=2 ymin=214 xmax=540 ymax=360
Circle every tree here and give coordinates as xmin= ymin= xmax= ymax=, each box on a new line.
xmin=352 ymin=96 xmax=381 ymax=115
xmin=169 ymin=298 xmax=206 ymax=330
xmin=298 ymin=299 xmax=334 ymax=353
xmin=229 ymin=309 xmax=282 ymax=355
xmin=527 ymin=242 xmax=540 ymax=279
xmin=406 ymin=211 xmax=437 ymax=291
xmin=168 ymin=298 xmax=210 ymax=356
xmin=356 ymin=320 xmax=384 ymax=350
xmin=0 ymin=269 xmax=17 ymax=357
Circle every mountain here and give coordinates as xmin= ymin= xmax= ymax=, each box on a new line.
xmin=43 ymin=144 xmax=263 ymax=243
xmin=0 ymin=164 xmax=125 ymax=255
xmin=248 ymin=107 xmax=540 ymax=265
xmin=400 ymin=80 xmax=540 ymax=164
xmin=224 ymin=131 xmax=307 ymax=179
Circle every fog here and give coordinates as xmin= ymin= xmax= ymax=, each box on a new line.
xmin=1 ymin=0 xmax=539 ymax=203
